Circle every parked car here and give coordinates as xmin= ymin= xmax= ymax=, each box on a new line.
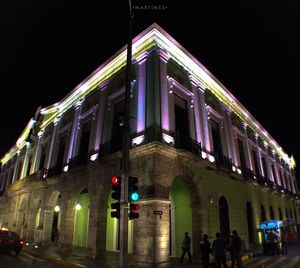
xmin=0 ymin=230 xmax=24 ymax=255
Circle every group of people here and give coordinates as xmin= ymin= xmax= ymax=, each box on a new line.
xmin=265 ymin=227 xmax=288 ymax=255
xmin=179 ymin=230 xmax=243 ymax=267
xmin=200 ymin=231 xmax=242 ymax=268
xmin=179 ymin=228 xmax=289 ymax=267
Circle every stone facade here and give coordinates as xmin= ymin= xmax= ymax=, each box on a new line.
xmin=0 ymin=23 xmax=299 ymax=266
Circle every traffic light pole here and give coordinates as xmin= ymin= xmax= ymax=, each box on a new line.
xmin=120 ymin=1 xmax=133 ymax=267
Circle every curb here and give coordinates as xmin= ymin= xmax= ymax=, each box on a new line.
xmin=225 ymin=253 xmax=253 ymax=266
xmin=23 ymin=248 xmax=86 ymax=268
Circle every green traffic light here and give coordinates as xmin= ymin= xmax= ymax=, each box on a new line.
xmin=131 ymin=192 xmax=139 ymax=201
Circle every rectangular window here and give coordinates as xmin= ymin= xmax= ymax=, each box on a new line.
xmin=39 ymin=146 xmax=47 ymax=171
xmin=271 ymin=164 xmax=277 ymax=184
xmin=261 ymin=156 xmax=269 ymax=180
xmin=26 ymin=157 xmax=32 ymax=177
xmin=252 ymin=149 xmax=260 ymax=176
xmin=17 ymin=163 xmax=23 ymax=180
xmin=237 ymin=138 xmax=246 ymax=172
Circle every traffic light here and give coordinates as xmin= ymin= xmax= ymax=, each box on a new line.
xmin=128 ymin=176 xmax=139 ymax=220
xmin=128 ymin=176 xmax=139 ymax=202
xmin=111 ymin=176 xmax=121 ymax=200
xmin=111 ymin=202 xmax=120 ymax=219
xmin=111 ymin=176 xmax=121 ymax=219
xmin=129 ymin=203 xmax=139 ymax=220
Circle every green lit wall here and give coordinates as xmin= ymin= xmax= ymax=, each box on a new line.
xmin=187 ymin=163 xmax=297 ymax=249
xmin=170 ymin=177 xmax=192 ymax=257
xmin=106 ymin=191 xmax=134 ymax=253
xmin=73 ymin=193 xmax=90 ymax=247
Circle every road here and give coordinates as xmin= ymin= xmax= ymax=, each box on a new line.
xmin=0 ymin=251 xmax=64 ymax=268
xmin=244 ymin=243 xmax=300 ymax=268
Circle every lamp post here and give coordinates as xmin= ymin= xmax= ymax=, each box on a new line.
xmin=119 ymin=1 xmax=133 ymax=267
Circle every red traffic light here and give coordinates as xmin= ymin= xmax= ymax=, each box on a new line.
xmin=129 ymin=203 xmax=139 ymax=220
xmin=130 ymin=203 xmax=140 ymax=211
xmin=112 ymin=176 xmax=120 ymax=185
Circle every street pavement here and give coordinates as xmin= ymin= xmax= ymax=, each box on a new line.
xmin=1 ymin=242 xmax=300 ymax=267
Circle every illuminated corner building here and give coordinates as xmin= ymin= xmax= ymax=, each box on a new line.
xmin=0 ymin=23 xmax=298 ymax=265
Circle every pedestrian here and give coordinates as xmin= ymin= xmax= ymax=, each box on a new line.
xmin=229 ymin=230 xmax=242 ymax=268
xmin=53 ymin=228 xmax=59 ymax=242
xmin=280 ymin=228 xmax=288 ymax=255
xmin=179 ymin=231 xmax=192 ymax=263
xmin=268 ymin=229 xmax=279 ymax=255
xmin=212 ymin=232 xmax=228 ymax=268
xmin=200 ymin=234 xmax=212 ymax=268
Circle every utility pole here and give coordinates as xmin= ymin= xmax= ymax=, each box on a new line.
xmin=119 ymin=1 xmax=133 ymax=267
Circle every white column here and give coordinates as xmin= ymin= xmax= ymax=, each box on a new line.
xmin=90 ymin=83 xmax=108 ymax=156
xmin=189 ymin=75 xmax=202 ymax=145
xmin=285 ymin=172 xmax=291 ymax=191
xmin=225 ymin=109 xmax=238 ymax=168
xmin=280 ymin=168 xmax=287 ymax=189
xmin=32 ymin=131 xmax=43 ymax=173
xmin=46 ymin=119 xmax=60 ymax=169
xmin=255 ymin=135 xmax=263 ymax=177
xmin=20 ymin=142 xmax=31 ymax=179
xmin=135 ymin=52 xmax=149 ymax=134
xmin=199 ymin=87 xmax=212 ymax=154
xmin=274 ymin=161 xmax=282 ymax=186
xmin=264 ymin=145 xmax=274 ymax=182
xmin=66 ymin=100 xmax=83 ymax=163
xmin=12 ymin=151 xmax=20 ymax=183
xmin=158 ymin=50 xmax=170 ymax=134
xmin=242 ymin=123 xmax=253 ymax=170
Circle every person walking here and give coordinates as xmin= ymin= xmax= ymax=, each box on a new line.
xmin=200 ymin=234 xmax=212 ymax=268
xmin=179 ymin=232 xmax=192 ymax=263
xmin=212 ymin=232 xmax=228 ymax=268
xmin=280 ymin=228 xmax=288 ymax=255
xmin=229 ymin=230 xmax=242 ymax=268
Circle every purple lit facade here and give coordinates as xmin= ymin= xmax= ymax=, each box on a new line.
xmin=0 ymin=24 xmax=298 ymax=266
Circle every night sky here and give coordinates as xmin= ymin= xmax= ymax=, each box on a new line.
xmin=1 ymin=1 xmax=299 ymax=182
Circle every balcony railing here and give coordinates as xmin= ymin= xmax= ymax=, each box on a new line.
xmin=215 ymin=154 xmax=233 ymax=170
xmin=68 ymin=155 xmax=88 ymax=170
xmin=242 ymin=167 xmax=255 ymax=180
xmin=174 ymin=136 xmax=202 ymax=157
xmin=47 ymin=165 xmax=63 ymax=177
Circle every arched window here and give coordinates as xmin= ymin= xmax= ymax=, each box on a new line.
xmin=278 ymin=208 xmax=283 ymax=220
xmin=261 ymin=205 xmax=267 ymax=222
xmin=294 ymin=207 xmax=298 ymax=224
xmin=285 ymin=208 xmax=289 ymax=219
xmin=219 ymin=196 xmax=230 ymax=242
xmin=269 ymin=206 xmax=274 ymax=220
xmin=246 ymin=202 xmax=254 ymax=244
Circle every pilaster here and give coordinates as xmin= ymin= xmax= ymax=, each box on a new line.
xmin=223 ymin=107 xmax=238 ymax=168
xmin=135 ymin=51 xmax=149 ymax=134
xmin=32 ymin=131 xmax=44 ymax=173
xmin=66 ymin=99 xmax=84 ymax=163
xmin=242 ymin=122 xmax=253 ymax=171
xmin=90 ymin=82 xmax=108 ymax=157
xmin=132 ymin=198 xmax=170 ymax=266
xmin=12 ymin=151 xmax=20 ymax=183
xmin=21 ymin=142 xmax=31 ymax=178
xmin=190 ymin=78 xmax=212 ymax=154
xmin=46 ymin=118 xmax=60 ymax=169
xmin=158 ymin=49 xmax=171 ymax=134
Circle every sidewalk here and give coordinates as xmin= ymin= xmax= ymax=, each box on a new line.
xmin=22 ymin=242 xmax=259 ymax=268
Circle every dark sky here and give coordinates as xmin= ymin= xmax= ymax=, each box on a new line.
xmin=1 ymin=1 xmax=299 ymax=180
